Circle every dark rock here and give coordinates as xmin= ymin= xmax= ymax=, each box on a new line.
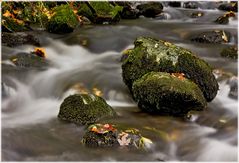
xmin=183 ymin=2 xmax=199 ymax=9
xmin=58 ymin=94 xmax=116 ymax=125
xmin=218 ymin=2 xmax=238 ymax=12
xmin=47 ymin=5 xmax=79 ymax=34
xmin=227 ymin=76 xmax=238 ymax=99
xmin=10 ymin=52 xmax=49 ymax=69
xmin=190 ymin=12 xmax=204 ymax=18
xmin=220 ymin=46 xmax=238 ymax=59
xmin=111 ymin=2 xmax=139 ymax=19
xmin=77 ymin=2 xmax=122 ymax=24
xmin=215 ymin=15 xmax=229 ymax=24
xmin=191 ymin=30 xmax=231 ymax=44
xmin=132 ymin=72 xmax=207 ymax=116
xmin=136 ymin=2 xmax=163 ymax=18
xmin=168 ymin=2 xmax=181 ymax=7
xmin=122 ymin=37 xmax=218 ymax=102
xmin=2 ymin=32 xmax=40 ymax=47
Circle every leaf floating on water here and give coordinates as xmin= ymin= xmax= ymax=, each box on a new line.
xmin=92 ymin=87 xmax=103 ymax=97
xmin=33 ymin=47 xmax=46 ymax=58
xmin=222 ymin=31 xmax=228 ymax=43
xmin=117 ymin=132 xmax=131 ymax=146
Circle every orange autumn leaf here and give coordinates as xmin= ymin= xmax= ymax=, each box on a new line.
xmin=3 ymin=10 xmax=14 ymax=18
xmin=171 ymin=73 xmax=185 ymax=80
xmin=34 ymin=48 xmax=46 ymax=58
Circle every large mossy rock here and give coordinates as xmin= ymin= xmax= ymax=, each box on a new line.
xmin=47 ymin=5 xmax=79 ymax=34
xmin=132 ymin=72 xmax=207 ymax=115
xmin=136 ymin=2 xmax=163 ymax=18
xmin=58 ymin=94 xmax=116 ymax=125
xmin=122 ymin=37 xmax=218 ymax=102
xmin=191 ymin=30 xmax=230 ymax=44
xmin=78 ymin=2 xmax=122 ymax=24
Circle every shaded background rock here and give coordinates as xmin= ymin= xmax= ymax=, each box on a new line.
xmin=136 ymin=2 xmax=163 ymax=18
xmin=220 ymin=46 xmax=238 ymax=60
xmin=218 ymin=2 xmax=238 ymax=12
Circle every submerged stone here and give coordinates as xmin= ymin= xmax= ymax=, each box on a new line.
xmin=132 ymin=72 xmax=207 ymax=116
xmin=122 ymin=37 xmax=218 ymax=102
xmin=191 ymin=30 xmax=230 ymax=44
xmin=220 ymin=46 xmax=238 ymax=60
xmin=2 ymin=32 xmax=40 ymax=47
xmin=136 ymin=2 xmax=163 ymax=18
xmin=58 ymin=94 xmax=116 ymax=125
xmin=47 ymin=5 xmax=79 ymax=34
xmin=215 ymin=15 xmax=229 ymax=24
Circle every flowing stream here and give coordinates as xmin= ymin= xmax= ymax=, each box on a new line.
xmin=1 ymin=4 xmax=238 ymax=161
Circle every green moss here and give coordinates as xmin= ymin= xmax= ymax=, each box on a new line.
xmin=220 ymin=46 xmax=238 ymax=59
xmin=122 ymin=37 xmax=218 ymax=102
xmin=2 ymin=16 xmax=28 ymax=32
xmin=58 ymin=94 xmax=116 ymax=125
xmin=132 ymin=72 xmax=207 ymax=116
xmin=47 ymin=5 xmax=78 ymax=34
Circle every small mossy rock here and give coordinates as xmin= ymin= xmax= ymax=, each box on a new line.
xmin=136 ymin=2 xmax=163 ymax=18
xmin=190 ymin=12 xmax=204 ymax=18
xmin=168 ymin=2 xmax=181 ymax=7
xmin=58 ymin=94 xmax=116 ymax=125
xmin=78 ymin=2 xmax=122 ymax=24
xmin=218 ymin=2 xmax=238 ymax=12
xmin=122 ymin=37 xmax=218 ymax=102
xmin=183 ymin=2 xmax=199 ymax=9
xmin=132 ymin=72 xmax=207 ymax=116
xmin=110 ymin=2 xmax=139 ymax=19
xmin=10 ymin=53 xmax=49 ymax=69
xmin=220 ymin=46 xmax=238 ymax=59
xmin=191 ymin=30 xmax=230 ymax=44
xmin=2 ymin=32 xmax=40 ymax=47
xmin=215 ymin=15 xmax=229 ymax=24
xmin=82 ymin=123 xmax=153 ymax=149
xmin=2 ymin=16 xmax=30 ymax=32
xmin=47 ymin=5 xmax=79 ymax=34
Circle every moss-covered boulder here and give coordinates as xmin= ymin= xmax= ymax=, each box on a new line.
xmin=136 ymin=2 xmax=163 ymax=18
xmin=218 ymin=2 xmax=238 ymax=12
xmin=82 ymin=123 xmax=153 ymax=149
xmin=78 ymin=2 xmax=122 ymax=24
xmin=2 ymin=16 xmax=30 ymax=32
xmin=132 ymin=72 xmax=207 ymax=116
xmin=10 ymin=52 xmax=49 ymax=69
xmin=122 ymin=37 xmax=218 ymax=102
xmin=191 ymin=30 xmax=230 ymax=44
xmin=47 ymin=5 xmax=79 ymax=34
xmin=58 ymin=94 xmax=116 ymax=125
xmin=2 ymin=32 xmax=40 ymax=47
xmin=220 ymin=46 xmax=238 ymax=59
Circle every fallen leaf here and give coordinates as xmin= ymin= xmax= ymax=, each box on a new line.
xmin=34 ymin=47 xmax=46 ymax=58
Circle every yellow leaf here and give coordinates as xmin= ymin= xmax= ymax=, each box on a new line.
xmin=3 ymin=10 xmax=13 ymax=18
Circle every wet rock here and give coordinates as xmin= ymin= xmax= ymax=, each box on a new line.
xmin=168 ymin=2 xmax=181 ymax=8
xmin=136 ymin=2 xmax=163 ymax=18
xmin=132 ymin=72 xmax=206 ymax=116
xmin=10 ymin=52 xmax=49 ymax=69
xmin=2 ymin=32 xmax=40 ymax=47
xmin=183 ymin=2 xmax=199 ymax=9
xmin=58 ymin=94 xmax=116 ymax=125
xmin=191 ymin=30 xmax=230 ymax=44
xmin=82 ymin=123 xmax=153 ymax=149
xmin=1 ymin=16 xmax=31 ymax=33
xmin=190 ymin=12 xmax=204 ymax=18
xmin=220 ymin=46 xmax=238 ymax=60
xmin=227 ymin=76 xmax=238 ymax=99
xmin=77 ymin=2 xmax=122 ymax=24
xmin=122 ymin=37 xmax=218 ymax=102
xmin=218 ymin=2 xmax=238 ymax=12
xmin=47 ymin=5 xmax=79 ymax=34
xmin=110 ymin=2 xmax=139 ymax=19
xmin=215 ymin=15 xmax=229 ymax=24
